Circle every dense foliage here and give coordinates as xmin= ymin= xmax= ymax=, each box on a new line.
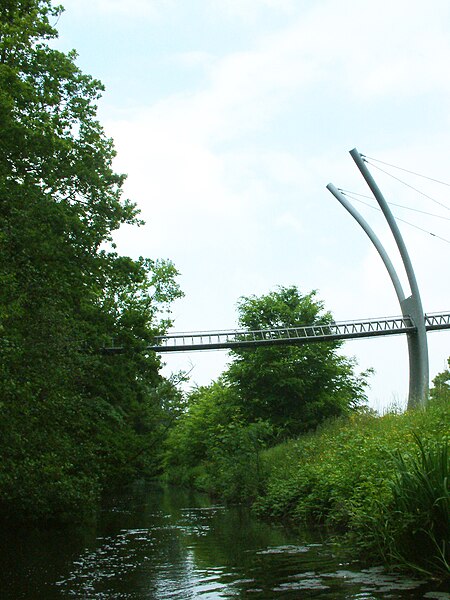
xmin=164 ymin=286 xmax=370 ymax=496
xmin=226 ymin=287 xmax=369 ymax=435
xmin=164 ymin=380 xmax=273 ymax=502
xmin=254 ymin=387 xmax=449 ymax=578
xmin=0 ymin=0 xmax=183 ymax=522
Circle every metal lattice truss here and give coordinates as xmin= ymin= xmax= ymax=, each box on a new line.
xmin=424 ymin=312 xmax=450 ymax=331
xmin=116 ymin=311 xmax=450 ymax=353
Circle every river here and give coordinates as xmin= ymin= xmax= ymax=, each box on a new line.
xmin=1 ymin=483 xmax=448 ymax=599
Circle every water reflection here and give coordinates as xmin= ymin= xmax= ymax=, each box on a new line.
xmin=1 ymin=483 xmax=448 ymax=599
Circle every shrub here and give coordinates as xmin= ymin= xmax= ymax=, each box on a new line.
xmin=384 ymin=436 xmax=449 ymax=575
xmin=253 ymin=397 xmax=449 ymax=578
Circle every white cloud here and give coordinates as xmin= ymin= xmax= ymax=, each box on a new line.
xmin=243 ymin=0 xmax=450 ymax=101
xmin=89 ymin=0 xmax=450 ymax=408
xmin=171 ymin=51 xmax=216 ymax=70
xmin=61 ymin=0 xmax=172 ymax=18
xmin=275 ymin=212 xmax=305 ymax=235
xmin=213 ymin=0 xmax=296 ymax=19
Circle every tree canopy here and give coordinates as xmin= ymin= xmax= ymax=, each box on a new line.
xmin=225 ymin=286 xmax=370 ymax=435
xmin=0 ymin=0 xmax=183 ymax=522
xmin=430 ymin=357 xmax=450 ymax=403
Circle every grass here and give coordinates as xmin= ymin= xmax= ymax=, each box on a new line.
xmin=386 ymin=436 xmax=449 ymax=575
xmin=253 ymin=397 xmax=449 ymax=579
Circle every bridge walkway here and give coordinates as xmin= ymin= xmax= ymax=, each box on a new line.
xmin=103 ymin=312 xmax=450 ymax=354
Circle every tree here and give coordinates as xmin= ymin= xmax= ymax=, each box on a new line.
xmin=430 ymin=357 xmax=450 ymax=403
xmin=225 ymin=286 xmax=370 ymax=436
xmin=164 ymin=380 xmax=272 ymax=500
xmin=0 ymin=0 xmax=183 ymax=522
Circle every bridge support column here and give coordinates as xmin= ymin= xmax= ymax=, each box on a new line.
xmin=327 ymin=149 xmax=429 ymax=408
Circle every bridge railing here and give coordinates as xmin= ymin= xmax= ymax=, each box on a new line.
xmin=149 ymin=315 xmax=417 ymax=352
xmin=101 ymin=312 xmax=450 ymax=354
xmin=424 ymin=312 xmax=450 ymax=331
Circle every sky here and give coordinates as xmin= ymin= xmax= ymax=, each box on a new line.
xmin=55 ymin=0 xmax=450 ymax=411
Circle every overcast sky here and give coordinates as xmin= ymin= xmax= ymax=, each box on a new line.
xmin=56 ymin=0 xmax=450 ymax=411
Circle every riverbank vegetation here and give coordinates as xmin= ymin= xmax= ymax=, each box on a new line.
xmin=255 ymin=393 xmax=449 ymax=578
xmin=0 ymin=0 xmax=184 ymax=523
xmin=165 ymin=364 xmax=449 ymax=579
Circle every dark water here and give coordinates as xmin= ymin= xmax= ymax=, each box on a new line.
xmin=1 ymin=483 xmax=448 ymax=599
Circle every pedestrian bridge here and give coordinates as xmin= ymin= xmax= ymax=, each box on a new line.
xmin=104 ymin=312 xmax=450 ymax=354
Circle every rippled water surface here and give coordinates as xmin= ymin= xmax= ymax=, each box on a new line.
xmin=1 ymin=484 xmax=448 ymax=599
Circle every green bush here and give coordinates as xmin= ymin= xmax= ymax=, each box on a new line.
xmin=384 ymin=437 xmax=449 ymax=575
xmin=253 ymin=397 xmax=449 ymax=578
xmin=204 ymin=420 xmax=273 ymax=502
xmin=163 ymin=381 xmax=274 ymax=500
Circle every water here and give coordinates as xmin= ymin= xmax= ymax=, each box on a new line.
xmin=1 ymin=483 xmax=448 ymax=599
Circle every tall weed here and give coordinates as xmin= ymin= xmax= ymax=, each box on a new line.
xmin=253 ymin=398 xmax=449 ymax=578
xmin=386 ymin=436 xmax=449 ymax=575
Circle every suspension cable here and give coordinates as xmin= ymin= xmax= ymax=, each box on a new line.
xmin=338 ymin=189 xmax=450 ymax=221
xmin=362 ymin=154 xmax=450 ymax=188
xmin=341 ymin=191 xmax=450 ymax=245
xmin=362 ymin=160 xmax=450 ymax=212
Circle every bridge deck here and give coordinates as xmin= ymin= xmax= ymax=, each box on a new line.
xmin=103 ymin=312 xmax=450 ymax=354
